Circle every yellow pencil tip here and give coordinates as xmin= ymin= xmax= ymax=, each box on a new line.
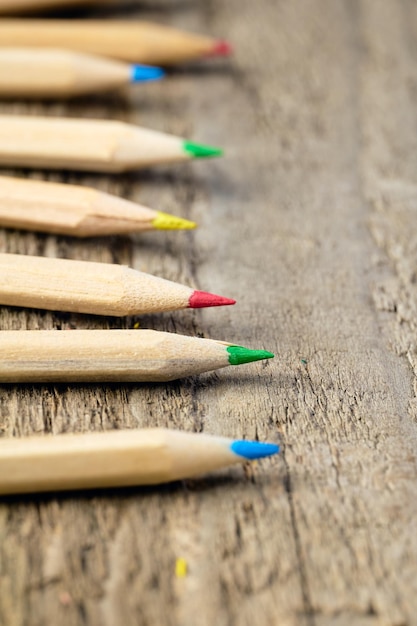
xmin=152 ymin=211 xmax=197 ymax=231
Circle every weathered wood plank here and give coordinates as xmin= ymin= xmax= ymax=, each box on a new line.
xmin=1 ymin=1 xmax=417 ymax=625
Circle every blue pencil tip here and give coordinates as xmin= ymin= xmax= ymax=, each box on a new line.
xmin=131 ymin=64 xmax=165 ymax=83
xmin=230 ymin=440 xmax=280 ymax=460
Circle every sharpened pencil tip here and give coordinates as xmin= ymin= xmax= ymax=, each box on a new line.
xmin=152 ymin=211 xmax=196 ymax=230
xmin=189 ymin=290 xmax=236 ymax=308
xmin=227 ymin=346 xmax=274 ymax=365
xmin=209 ymin=40 xmax=233 ymax=57
xmin=183 ymin=140 xmax=223 ymax=159
xmin=131 ymin=64 xmax=165 ymax=83
xmin=231 ymin=440 xmax=279 ymax=460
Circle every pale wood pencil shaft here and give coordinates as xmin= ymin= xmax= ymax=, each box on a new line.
xmin=0 ymin=176 xmax=167 ymax=236
xmin=0 ymin=253 xmax=197 ymax=316
xmin=0 ymin=115 xmax=189 ymax=172
xmin=0 ymin=49 xmax=134 ymax=97
xmin=0 ymin=20 xmax=217 ymax=65
xmin=0 ymin=429 xmax=242 ymax=495
xmin=0 ymin=330 xmax=232 ymax=383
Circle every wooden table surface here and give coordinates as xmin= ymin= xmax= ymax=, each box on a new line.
xmin=1 ymin=1 xmax=417 ymax=624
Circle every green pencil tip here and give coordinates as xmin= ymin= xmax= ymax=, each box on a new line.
xmin=183 ymin=140 xmax=223 ymax=159
xmin=227 ymin=346 xmax=275 ymax=366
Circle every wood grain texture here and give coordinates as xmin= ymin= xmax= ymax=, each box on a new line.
xmin=1 ymin=1 xmax=417 ymax=625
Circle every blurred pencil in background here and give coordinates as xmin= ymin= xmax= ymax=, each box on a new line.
xmin=0 ymin=20 xmax=232 ymax=65
xmin=0 ymin=49 xmax=165 ymax=98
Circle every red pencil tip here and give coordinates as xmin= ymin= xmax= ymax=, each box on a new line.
xmin=209 ymin=40 xmax=233 ymax=57
xmin=189 ymin=290 xmax=236 ymax=308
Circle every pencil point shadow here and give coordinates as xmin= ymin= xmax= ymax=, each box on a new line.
xmin=0 ymin=369 xmax=273 ymax=397
xmin=204 ymin=368 xmax=283 ymax=389
xmin=43 ymin=0 xmax=200 ymax=18
xmin=0 ymin=167 xmax=209 ymax=192
xmin=0 ymin=92 xmax=130 ymax=109
xmin=0 ymin=469 xmax=281 ymax=506
xmin=0 ymin=303 xmax=217 ymax=336
xmin=0 ymin=482 xmax=180 ymax=505
xmin=0 ymin=228 xmax=190 ymax=258
xmin=120 ymin=167 xmax=207 ymax=188
xmin=166 ymin=63 xmax=235 ymax=78
xmin=125 ymin=166 xmax=238 ymax=202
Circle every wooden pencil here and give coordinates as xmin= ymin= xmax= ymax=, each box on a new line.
xmin=0 ymin=428 xmax=279 ymax=495
xmin=0 ymin=176 xmax=196 ymax=236
xmin=0 ymin=0 xmax=109 ymax=13
xmin=0 ymin=253 xmax=235 ymax=316
xmin=0 ymin=20 xmax=232 ymax=65
xmin=0 ymin=115 xmax=223 ymax=172
xmin=0 ymin=49 xmax=164 ymax=98
xmin=0 ymin=330 xmax=274 ymax=383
